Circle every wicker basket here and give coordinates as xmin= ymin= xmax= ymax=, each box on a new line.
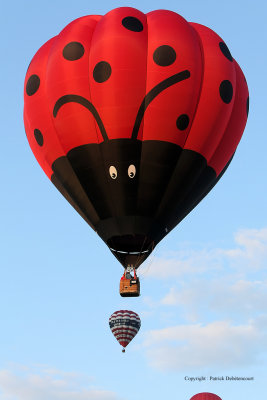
xmin=120 ymin=278 xmax=140 ymax=297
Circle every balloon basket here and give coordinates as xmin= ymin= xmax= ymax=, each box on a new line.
xmin=120 ymin=278 xmax=140 ymax=297
xmin=122 ymin=348 xmax=125 ymax=353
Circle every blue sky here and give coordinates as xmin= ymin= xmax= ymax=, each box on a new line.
xmin=0 ymin=0 xmax=266 ymax=399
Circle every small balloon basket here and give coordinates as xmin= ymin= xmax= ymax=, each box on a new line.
xmin=119 ymin=267 xmax=140 ymax=297
xmin=120 ymin=277 xmax=140 ymax=297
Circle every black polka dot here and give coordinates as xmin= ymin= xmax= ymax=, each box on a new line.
xmin=246 ymin=97 xmax=249 ymax=116
xmin=63 ymin=42 xmax=84 ymax=61
xmin=122 ymin=16 xmax=143 ymax=32
xmin=219 ymin=80 xmax=233 ymax=104
xmin=176 ymin=114 xmax=190 ymax=130
xmin=219 ymin=42 xmax=233 ymax=62
xmin=153 ymin=45 xmax=176 ymax=67
xmin=34 ymin=129 xmax=43 ymax=146
xmin=26 ymin=75 xmax=40 ymax=96
xmin=93 ymin=61 xmax=112 ymax=83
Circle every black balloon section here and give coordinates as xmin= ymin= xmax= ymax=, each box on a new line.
xmin=51 ymin=138 xmax=225 ymax=268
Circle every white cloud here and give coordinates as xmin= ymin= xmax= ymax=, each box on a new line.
xmin=139 ymin=228 xmax=267 ymax=371
xmin=140 ymin=248 xmax=223 ymax=279
xmin=0 ymin=366 xmax=122 ymax=400
xmin=140 ymin=227 xmax=267 ymax=279
xmin=139 ymin=228 xmax=267 ymax=322
xmin=143 ymin=318 xmax=267 ymax=371
xmin=223 ymin=228 xmax=267 ymax=269
xmin=160 ymin=279 xmax=267 ymax=320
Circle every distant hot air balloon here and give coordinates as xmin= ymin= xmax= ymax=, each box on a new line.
xmin=24 ymin=7 xmax=249 ymax=294
xmin=190 ymin=393 xmax=222 ymax=400
xmin=109 ymin=310 xmax=141 ymax=352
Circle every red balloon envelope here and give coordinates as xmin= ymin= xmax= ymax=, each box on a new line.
xmin=190 ymin=394 xmax=222 ymax=400
xmin=24 ymin=7 xmax=249 ymax=269
xmin=109 ymin=310 xmax=141 ymax=350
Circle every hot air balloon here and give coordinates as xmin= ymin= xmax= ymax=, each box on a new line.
xmin=109 ymin=310 xmax=141 ymax=352
xmin=190 ymin=393 xmax=222 ymax=400
xmin=24 ymin=7 xmax=249 ymax=295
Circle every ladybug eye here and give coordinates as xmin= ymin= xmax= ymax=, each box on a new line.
xmin=109 ymin=166 xmax=117 ymax=179
xmin=128 ymin=164 xmax=136 ymax=178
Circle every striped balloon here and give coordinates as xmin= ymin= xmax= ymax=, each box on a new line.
xmin=190 ymin=394 xmax=222 ymax=400
xmin=109 ymin=310 xmax=141 ymax=350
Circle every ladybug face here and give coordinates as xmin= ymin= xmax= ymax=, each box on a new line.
xmin=52 ymin=139 xmax=142 ymax=218
xmin=51 ymin=66 xmax=189 ymax=222
xmin=24 ymin=7 xmax=248 ymax=267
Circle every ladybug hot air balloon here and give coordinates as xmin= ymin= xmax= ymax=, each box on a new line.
xmin=24 ymin=7 xmax=249 ymax=294
xmin=190 ymin=393 xmax=222 ymax=400
xmin=109 ymin=310 xmax=141 ymax=352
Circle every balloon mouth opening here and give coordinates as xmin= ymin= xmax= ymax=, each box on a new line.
xmin=108 ymin=234 xmax=153 ymax=255
xmin=110 ymin=248 xmax=150 ymax=255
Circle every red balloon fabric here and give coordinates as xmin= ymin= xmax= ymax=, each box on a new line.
xmin=24 ymin=7 xmax=249 ymax=269
xmin=190 ymin=393 xmax=222 ymax=400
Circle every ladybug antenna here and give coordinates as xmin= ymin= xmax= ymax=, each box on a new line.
xmin=53 ymin=94 xmax=109 ymax=141
xmin=131 ymin=70 xmax=190 ymax=140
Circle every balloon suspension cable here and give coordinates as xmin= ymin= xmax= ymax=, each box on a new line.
xmin=138 ymin=241 xmax=155 ymax=277
xmin=135 ymin=235 xmax=149 ymax=269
